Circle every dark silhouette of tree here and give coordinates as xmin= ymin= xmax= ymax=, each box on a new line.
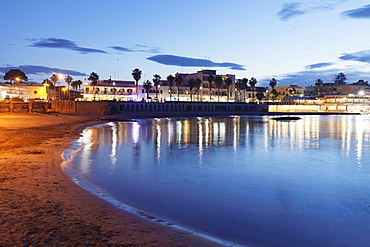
xmin=153 ymin=74 xmax=161 ymax=101
xmin=64 ymin=75 xmax=73 ymax=89
xmin=214 ymin=76 xmax=223 ymax=102
xmin=132 ymin=68 xmax=142 ymax=94
xmin=187 ymin=78 xmax=196 ymax=102
xmin=4 ymin=69 xmax=28 ymax=83
xmin=207 ymin=75 xmax=215 ymax=101
xmin=269 ymin=78 xmax=277 ymax=89
xmin=224 ymin=77 xmax=232 ymax=101
xmin=249 ymin=77 xmax=258 ymax=101
xmin=256 ymin=91 xmax=264 ymax=101
xmin=71 ymin=80 xmax=82 ymax=90
xmin=50 ymin=74 xmax=59 ymax=85
xmin=355 ymin=79 xmax=368 ymax=86
xmin=88 ymin=72 xmax=99 ymax=100
xmin=333 ymin=73 xmax=347 ymax=84
xmin=174 ymin=73 xmax=183 ymax=101
xmin=167 ymin=74 xmax=175 ymax=101
xmin=242 ymin=78 xmax=248 ymax=102
xmin=143 ymin=80 xmax=153 ymax=101
xmin=315 ymin=79 xmax=323 ymax=95
xmin=50 ymin=74 xmax=62 ymax=100
xmin=42 ymin=79 xmax=54 ymax=89
xmin=235 ymin=79 xmax=243 ymax=102
xmin=195 ymin=78 xmax=202 ymax=101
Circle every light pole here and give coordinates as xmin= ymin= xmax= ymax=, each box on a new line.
xmin=62 ymin=87 xmax=68 ymax=100
xmin=14 ymin=77 xmax=21 ymax=99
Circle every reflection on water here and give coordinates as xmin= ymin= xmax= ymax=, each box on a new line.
xmin=73 ymin=115 xmax=370 ymax=246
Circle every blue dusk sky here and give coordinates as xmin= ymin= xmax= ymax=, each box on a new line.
xmin=1 ymin=0 xmax=370 ymax=87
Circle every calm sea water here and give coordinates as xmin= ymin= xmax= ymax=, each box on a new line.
xmin=65 ymin=115 xmax=370 ymax=246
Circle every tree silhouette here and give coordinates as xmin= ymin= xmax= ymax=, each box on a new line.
xmin=143 ymin=80 xmax=153 ymax=101
xmin=315 ymin=79 xmax=323 ymax=95
xmin=224 ymin=77 xmax=232 ymax=101
xmin=249 ymin=77 xmax=258 ymax=101
xmin=64 ymin=75 xmax=73 ymax=89
xmin=242 ymin=78 xmax=248 ymax=102
xmin=4 ymin=69 xmax=28 ymax=83
xmin=207 ymin=75 xmax=215 ymax=101
xmin=195 ymin=78 xmax=202 ymax=101
xmin=269 ymin=78 xmax=277 ymax=89
xmin=71 ymin=80 xmax=82 ymax=90
xmin=333 ymin=73 xmax=347 ymax=85
xmin=132 ymin=68 xmax=142 ymax=94
xmin=174 ymin=74 xmax=183 ymax=101
xmin=167 ymin=74 xmax=175 ymax=101
xmin=152 ymin=74 xmax=161 ymax=101
xmin=88 ymin=72 xmax=99 ymax=100
xmin=235 ymin=79 xmax=243 ymax=102
xmin=214 ymin=76 xmax=223 ymax=102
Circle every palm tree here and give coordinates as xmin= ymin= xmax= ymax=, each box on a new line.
xmin=64 ymin=75 xmax=73 ymax=89
xmin=64 ymin=75 xmax=73 ymax=98
xmin=207 ymin=75 xmax=215 ymax=101
xmin=214 ymin=76 xmax=223 ymax=102
xmin=269 ymin=78 xmax=277 ymax=89
xmin=132 ymin=68 xmax=142 ymax=95
xmin=50 ymin=74 xmax=59 ymax=86
xmin=256 ymin=91 xmax=264 ymax=101
xmin=143 ymin=80 xmax=153 ymax=101
xmin=174 ymin=74 xmax=183 ymax=101
xmin=224 ymin=77 xmax=232 ymax=101
xmin=249 ymin=77 xmax=257 ymax=102
xmin=167 ymin=74 xmax=175 ymax=101
xmin=51 ymin=74 xmax=60 ymax=100
xmin=235 ymin=79 xmax=243 ymax=102
xmin=71 ymin=80 xmax=82 ymax=90
xmin=153 ymin=74 xmax=161 ymax=101
xmin=269 ymin=78 xmax=277 ymax=100
xmin=242 ymin=78 xmax=248 ymax=102
xmin=315 ymin=79 xmax=323 ymax=95
xmin=194 ymin=78 xmax=202 ymax=101
xmin=88 ymin=72 xmax=99 ymax=101
xmin=187 ymin=78 xmax=195 ymax=102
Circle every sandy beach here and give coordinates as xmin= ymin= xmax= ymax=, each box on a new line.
xmin=0 ymin=113 xmax=221 ymax=246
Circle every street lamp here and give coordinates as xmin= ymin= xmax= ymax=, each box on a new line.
xmin=62 ymin=87 xmax=68 ymax=100
xmin=45 ymin=82 xmax=50 ymax=100
xmin=14 ymin=77 xmax=21 ymax=98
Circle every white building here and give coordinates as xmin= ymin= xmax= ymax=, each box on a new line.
xmin=0 ymin=83 xmax=47 ymax=100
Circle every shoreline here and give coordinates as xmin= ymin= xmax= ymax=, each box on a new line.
xmin=0 ymin=113 xmax=221 ymax=246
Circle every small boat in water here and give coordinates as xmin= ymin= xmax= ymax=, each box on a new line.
xmin=271 ymin=116 xmax=301 ymax=121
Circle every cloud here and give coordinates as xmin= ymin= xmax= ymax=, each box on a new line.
xmin=0 ymin=65 xmax=87 ymax=77
xmin=109 ymin=46 xmax=134 ymax=52
xmin=278 ymin=3 xmax=306 ymax=21
xmin=28 ymin=38 xmax=107 ymax=54
xmin=305 ymin=62 xmax=334 ymax=69
xmin=109 ymin=44 xmax=160 ymax=53
xmin=147 ymin=55 xmax=246 ymax=71
xmin=278 ymin=1 xmax=347 ymax=21
xmin=339 ymin=50 xmax=370 ymax=63
xmin=341 ymin=4 xmax=370 ymax=19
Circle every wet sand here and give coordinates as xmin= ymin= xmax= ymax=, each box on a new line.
xmin=0 ymin=113 xmax=221 ymax=246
